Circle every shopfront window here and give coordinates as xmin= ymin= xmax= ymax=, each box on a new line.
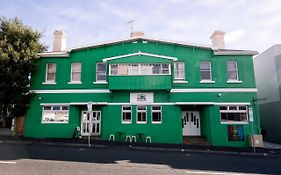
xmin=42 ymin=105 xmax=69 ymax=124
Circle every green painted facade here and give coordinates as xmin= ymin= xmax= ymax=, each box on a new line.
xmin=24 ymin=38 xmax=261 ymax=147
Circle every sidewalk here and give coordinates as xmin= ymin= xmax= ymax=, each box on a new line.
xmin=1 ymin=134 xmax=281 ymax=158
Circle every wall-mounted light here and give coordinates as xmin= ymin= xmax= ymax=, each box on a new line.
xmin=38 ymin=96 xmax=43 ymax=101
xmin=217 ymin=93 xmax=222 ymax=97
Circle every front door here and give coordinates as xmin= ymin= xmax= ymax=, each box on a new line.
xmin=81 ymin=111 xmax=101 ymax=136
xmin=182 ymin=111 xmax=201 ymax=136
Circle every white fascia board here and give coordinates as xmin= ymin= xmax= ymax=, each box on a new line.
xmin=40 ymin=103 xmax=70 ymax=106
xmin=32 ymin=89 xmax=110 ymax=94
xmin=170 ymin=88 xmax=258 ymax=93
xmin=70 ymin=102 xmax=108 ymax=105
xmin=38 ymin=52 xmax=69 ymax=58
xmin=214 ymin=50 xmax=258 ymax=56
xmin=102 ymin=51 xmax=177 ymax=62
xmin=215 ymin=102 xmax=251 ymax=106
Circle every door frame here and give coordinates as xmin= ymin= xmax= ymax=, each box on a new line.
xmin=182 ymin=111 xmax=201 ymax=136
xmin=80 ymin=110 xmax=101 ymax=136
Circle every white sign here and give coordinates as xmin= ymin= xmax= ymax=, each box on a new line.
xmin=130 ymin=93 xmax=153 ymax=104
xmin=87 ymin=102 xmax=92 ymax=112
xmin=248 ymin=107 xmax=254 ymax=122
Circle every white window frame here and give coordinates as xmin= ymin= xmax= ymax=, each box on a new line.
xmin=220 ymin=106 xmax=248 ymax=124
xmin=151 ymin=106 xmax=162 ymax=124
xmin=136 ymin=106 xmax=147 ymax=124
xmin=69 ymin=62 xmax=82 ymax=84
xmin=42 ymin=105 xmax=69 ymax=124
xmin=44 ymin=63 xmax=56 ymax=84
xmin=109 ymin=63 xmax=171 ymax=76
xmin=226 ymin=61 xmax=242 ymax=83
xmin=122 ymin=106 xmax=132 ymax=124
xmin=200 ymin=61 xmax=215 ymax=83
xmin=95 ymin=62 xmax=107 ymax=83
xmin=174 ymin=61 xmax=186 ymax=81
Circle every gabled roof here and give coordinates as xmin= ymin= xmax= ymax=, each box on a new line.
xmin=38 ymin=36 xmax=258 ymax=57
xmin=102 ymin=51 xmax=177 ymax=62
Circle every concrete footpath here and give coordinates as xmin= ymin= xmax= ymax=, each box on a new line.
xmin=1 ymin=133 xmax=281 ymax=158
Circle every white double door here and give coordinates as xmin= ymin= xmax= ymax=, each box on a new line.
xmin=81 ymin=111 xmax=101 ymax=136
xmin=182 ymin=111 xmax=201 ymax=136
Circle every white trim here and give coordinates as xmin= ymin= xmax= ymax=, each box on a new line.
xmin=69 ymin=102 xmax=108 ymax=105
xmin=173 ymin=80 xmax=188 ymax=84
xmin=215 ymin=102 xmax=250 ymax=105
xmin=226 ymin=80 xmax=242 ymax=84
xmin=93 ymin=81 xmax=108 ymax=84
xmin=200 ymin=80 xmax=215 ymax=83
xmin=170 ymin=88 xmax=257 ymax=93
xmin=38 ymin=52 xmax=69 ymax=58
xmin=40 ymin=103 xmax=70 ymax=106
xmin=214 ymin=50 xmax=258 ymax=56
xmin=220 ymin=121 xmax=249 ymax=125
xmin=68 ymin=81 xmax=82 ymax=84
xmin=32 ymin=89 xmax=110 ymax=94
xmin=103 ymin=51 xmax=177 ymax=62
xmin=175 ymin=102 xmax=215 ymax=105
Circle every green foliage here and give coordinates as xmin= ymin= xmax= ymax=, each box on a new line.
xmin=0 ymin=17 xmax=46 ymax=119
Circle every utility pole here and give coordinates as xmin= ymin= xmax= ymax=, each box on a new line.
xmin=87 ymin=101 xmax=93 ymax=147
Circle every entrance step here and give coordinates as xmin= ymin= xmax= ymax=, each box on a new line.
xmin=183 ymin=136 xmax=210 ymax=145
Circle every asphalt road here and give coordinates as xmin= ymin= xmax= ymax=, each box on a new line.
xmin=0 ymin=143 xmax=280 ymax=175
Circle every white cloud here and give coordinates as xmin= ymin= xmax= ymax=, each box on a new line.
xmin=225 ymin=29 xmax=245 ymax=44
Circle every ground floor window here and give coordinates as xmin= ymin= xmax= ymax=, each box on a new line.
xmin=220 ymin=106 xmax=248 ymax=124
xmin=137 ymin=106 xmax=147 ymax=123
xmin=42 ymin=105 xmax=69 ymax=123
xmin=122 ymin=106 xmax=132 ymax=123
xmin=151 ymin=106 xmax=162 ymax=123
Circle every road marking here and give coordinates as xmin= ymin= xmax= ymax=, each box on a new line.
xmin=0 ymin=161 xmax=16 ymax=164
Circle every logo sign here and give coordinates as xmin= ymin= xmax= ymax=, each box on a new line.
xmin=130 ymin=93 xmax=153 ymax=104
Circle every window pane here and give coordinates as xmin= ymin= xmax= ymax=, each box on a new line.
xmin=228 ymin=71 xmax=238 ymax=80
xmin=118 ymin=64 xmax=128 ymax=75
xmin=200 ymin=62 xmax=210 ymax=70
xmin=200 ymin=71 xmax=211 ymax=80
xmin=48 ymin=63 xmax=56 ymax=73
xmin=72 ymin=63 xmax=81 ymax=72
xmin=239 ymin=106 xmax=247 ymax=110
xmin=152 ymin=64 xmax=161 ymax=74
xmin=128 ymin=64 xmax=138 ymax=75
xmin=52 ymin=106 xmax=61 ymax=110
xmin=72 ymin=72 xmax=81 ymax=81
xmin=220 ymin=106 xmax=227 ymax=110
xmin=47 ymin=73 xmax=56 ymax=81
xmin=227 ymin=61 xmax=238 ymax=80
xmin=174 ymin=62 xmax=185 ymax=80
xmin=97 ymin=63 xmax=106 ymax=71
xmin=152 ymin=106 xmax=161 ymax=110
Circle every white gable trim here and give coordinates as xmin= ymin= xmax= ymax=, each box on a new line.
xmin=102 ymin=51 xmax=177 ymax=62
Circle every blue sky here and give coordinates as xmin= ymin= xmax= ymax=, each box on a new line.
xmin=0 ymin=0 xmax=280 ymax=53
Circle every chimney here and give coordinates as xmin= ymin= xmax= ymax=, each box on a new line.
xmin=53 ymin=30 xmax=66 ymax=52
xmin=210 ymin=30 xmax=225 ymax=50
xmin=130 ymin=31 xmax=144 ymax=38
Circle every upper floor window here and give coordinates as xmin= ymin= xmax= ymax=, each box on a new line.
xmin=174 ymin=62 xmax=185 ymax=80
xmin=109 ymin=63 xmax=171 ymax=76
xmin=200 ymin=61 xmax=212 ymax=81
xmin=70 ymin=62 xmax=82 ymax=83
xmin=96 ymin=62 xmax=106 ymax=82
xmin=46 ymin=63 xmax=56 ymax=83
xmin=227 ymin=61 xmax=238 ymax=81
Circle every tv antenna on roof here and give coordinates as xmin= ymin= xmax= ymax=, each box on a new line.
xmin=127 ymin=18 xmax=140 ymax=33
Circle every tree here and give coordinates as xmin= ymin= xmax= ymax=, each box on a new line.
xmin=0 ymin=17 xmax=46 ymax=127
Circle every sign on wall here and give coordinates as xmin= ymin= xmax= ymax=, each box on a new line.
xmin=130 ymin=93 xmax=154 ymax=104
xmin=227 ymin=125 xmax=244 ymax=141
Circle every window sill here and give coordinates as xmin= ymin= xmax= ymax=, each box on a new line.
xmin=93 ymin=81 xmax=108 ymax=84
xmin=226 ymin=80 xmax=242 ymax=84
xmin=122 ymin=122 xmax=132 ymax=124
xmin=173 ymin=80 xmax=188 ymax=84
xmin=136 ymin=122 xmax=147 ymax=124
xmin=68 ymin=81 xmax=82 ymax=84
xmin=152 ymin=121 xmax=162 ymax=124
xmin=221 ymin=121 xmax=248 ymax=125
xmin=42 ymin=82 xmax=56 ymax=85
xmin=200 ymin=80 xmax=215 ymax=84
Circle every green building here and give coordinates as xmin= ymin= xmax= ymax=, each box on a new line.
xmin=24 ymin=30 xmax=261 ymax=147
